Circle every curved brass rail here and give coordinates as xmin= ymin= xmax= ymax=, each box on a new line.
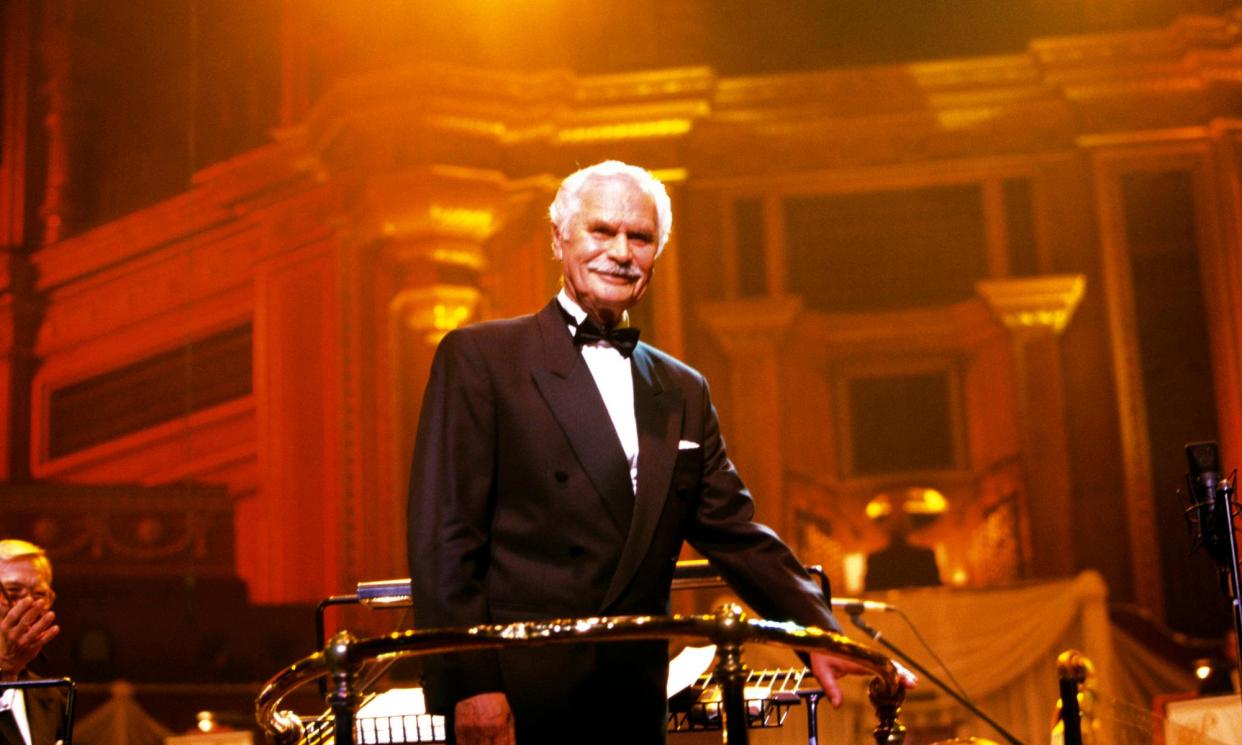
xmin=256 ymin=603 xmax=906 ymax=745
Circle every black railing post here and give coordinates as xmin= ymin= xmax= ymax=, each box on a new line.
xmin=715 ymin=603 xmax=751 ymax=745
xmin=324 ymin=629 xmax=361 ymax=745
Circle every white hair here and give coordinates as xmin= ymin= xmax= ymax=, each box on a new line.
xmin=549 ymin=161 xmax=673 ymax=256
xmin=0 ymin=539 xmax=52 ymax=585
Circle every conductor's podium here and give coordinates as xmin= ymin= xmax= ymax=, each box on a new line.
xmin=256 ymin=604 xmax=908 ymax=745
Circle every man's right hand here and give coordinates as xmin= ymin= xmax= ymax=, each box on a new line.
xmin=454 ymin=692 xmax=515 ymax=745
xmin=0 ymin=596 xmax=59 ymax=681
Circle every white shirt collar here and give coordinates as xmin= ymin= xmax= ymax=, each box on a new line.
xmin=556 ymin=289 xmax=587 ymax=327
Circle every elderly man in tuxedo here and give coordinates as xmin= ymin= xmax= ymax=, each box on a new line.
xmin=408 ymin=161 xmax=871 ymax=745
xmin=0 ymin=539 xmax=64 ymax=745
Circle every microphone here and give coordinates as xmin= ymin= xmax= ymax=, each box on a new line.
xmin=831 ymin=598 xmax=896 ymax=615
xmin=1186 ymin=441 xmax=1230 ymax=566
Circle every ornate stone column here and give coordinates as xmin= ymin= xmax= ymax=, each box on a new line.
xmin=349 ymin=165 xmax=508 ymax=587
xmin=700 ymin=296 xmax=802 ymax=536
xmin=977 ymin=275 xmax=1086 ymax=578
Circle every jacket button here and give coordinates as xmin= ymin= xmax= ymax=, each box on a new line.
xmin=555 ymin=471 xmax=569 ymax=483
xmin=569 ymin=546 xmax=585 ymax=558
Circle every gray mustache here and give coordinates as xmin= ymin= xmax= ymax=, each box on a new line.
xmin=588 ymin=261 xmax=643 ymax=280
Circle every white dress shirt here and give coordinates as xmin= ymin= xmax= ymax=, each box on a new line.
xmin=0 ymin=686 xmax=34 ymax=745
xmin=557 ymin=290 xmax=639 ymax=494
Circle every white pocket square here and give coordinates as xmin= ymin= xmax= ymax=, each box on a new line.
xmin=678 ymin=440 xmax=700 ymax=450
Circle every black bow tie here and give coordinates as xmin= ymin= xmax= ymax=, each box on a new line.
xmin=572 ymin=316 xmax=640 ymax=358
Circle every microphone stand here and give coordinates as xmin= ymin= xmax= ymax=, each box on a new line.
xmin=1214 ymin=478 xmax=1242 ymax=706
xmin=800 ymin=566 xmax=1021 ymax=743
xmin=846 ymin=613 xmax=1022 ymax=745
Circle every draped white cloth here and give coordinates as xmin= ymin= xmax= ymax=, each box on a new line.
xmin=732 ymin=571 xmax=1172 ymax=745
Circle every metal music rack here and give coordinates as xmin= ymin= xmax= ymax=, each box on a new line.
xmin=299 ymin=704 xmax=444 ymax=744
xmin=287 ymin=667 xmax=817 ymax=743
xmin=668 ymin=666 xmax=807 ymax=732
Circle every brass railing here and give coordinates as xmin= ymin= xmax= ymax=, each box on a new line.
xmin=257 ymin=603 xmax=906 ymax=745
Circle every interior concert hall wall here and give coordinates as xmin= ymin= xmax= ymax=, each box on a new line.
xmin=5 ymin=0 xmax=1242 ymax=700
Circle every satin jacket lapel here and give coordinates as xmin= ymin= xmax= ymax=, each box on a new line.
xmin=530 ymin=301 xmax=634 ymax=536
xmin=601 ymin=344 xmax=683 ymax=610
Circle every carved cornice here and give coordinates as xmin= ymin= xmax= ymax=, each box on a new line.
xmin=298 ymin=64 xmax=715 ymax=170
xmin=1030 ymin=13 xmax=1242 ymax=69
xmin=793 ymin=298 xmax=1003 ymax=353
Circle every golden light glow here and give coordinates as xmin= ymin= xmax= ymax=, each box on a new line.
xmin=650 ymin=167 xmax=689 ymax=184
xmin=434 ymin=303 xmax=471 ymax=332
xmin=935 ymin=106 xmax=1004 ymax=130
xmin=429 ymin=204 xmax=495 ymax=241
xmin=843 ymin=552 xmax=866 ymax=595
xmin=1195 ymin=663 xmax=1213 ymax=680
xmin=907 ymin=488 xmax=948 ymax=515
xmin=556 ymin=118 xmax=693 ymax=143
xmin=866 ymin=487 xmax=949 ymax=519
xmin=865 ymin=500 xmax=892 ymax=520
xmin=196 ymin=711 xmax=217 ymax=733
xmin=430 ymin=247 xmax=487 ymax=271
xmin=976 ymin=275 xmax=1087 ymax=334
xmin=392 ymin=286 xmax=481 ymax=344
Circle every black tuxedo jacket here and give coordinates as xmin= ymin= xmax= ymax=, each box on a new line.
xmin=407 ymin=299 xmax=839 ymax=742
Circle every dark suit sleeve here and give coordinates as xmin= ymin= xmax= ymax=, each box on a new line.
xmin=685 ymin=378 xmax=844 ymax=634
xmin=407 ymin=329 xmax=504 ymax=710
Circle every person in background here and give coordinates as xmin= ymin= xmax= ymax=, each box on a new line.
xmin=0 ymin=539 xmax=64 ymax=745
xmin=865 ymin=502 xmax=942 ymax=592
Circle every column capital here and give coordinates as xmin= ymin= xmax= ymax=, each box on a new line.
xmin=976 ymin=274 xmax=1086 ymax=336
xmin=391 ymin=285 xmax=482 ymax=346
xmin=698 ymin=295 xmax=803 ymax=357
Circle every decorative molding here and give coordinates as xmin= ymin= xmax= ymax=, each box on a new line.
xmin=0 ymin=482 xmax=237 ymax=577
